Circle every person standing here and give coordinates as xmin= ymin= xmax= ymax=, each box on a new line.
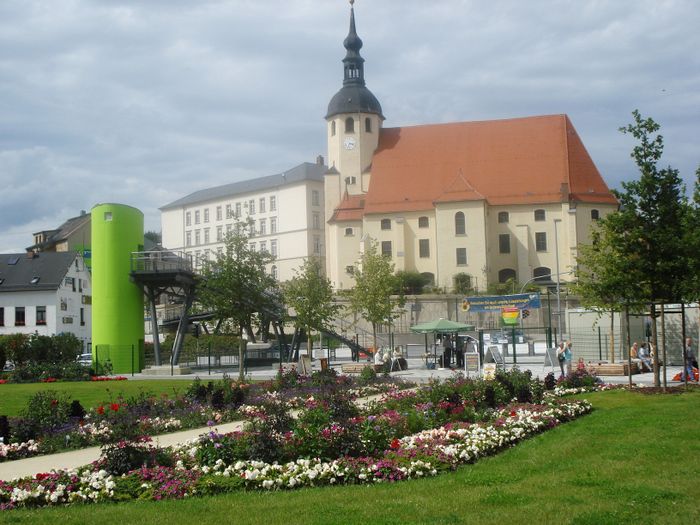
xmin=556 ymin=341 xmax=566 ymax=378
xmin=564 ymin=340 xmax=573 ymax=376
xmin=683 ymin=337 xmax=697 ymax=382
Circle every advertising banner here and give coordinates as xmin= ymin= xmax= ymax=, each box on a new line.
xmin=461 ymin=293 xmax=541 ymax=313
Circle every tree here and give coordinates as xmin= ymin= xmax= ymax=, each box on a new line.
xmin=284 ymin=257 xmax=340 ymax=356
xmin=198 ymin=223 xmax=276 ymax=381
xmin=395 ymin=271 xmax=430 ymax=295
xmin=144 ymin=230 xmax=161 ymax=245
xmin=453 ymin=273 xmax=475 ymax=295
xmin=345 ymin=241 xmax=404 ymax=350
xmin=576 ymin=111 xmax=694 ymax=384
xmin=574 ymin=210 xmax=643 ymax=361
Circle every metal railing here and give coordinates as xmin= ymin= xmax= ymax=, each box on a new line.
xmin=130 ymin=250 xmax=193 ymax=273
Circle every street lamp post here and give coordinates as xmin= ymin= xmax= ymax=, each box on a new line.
xmin=553 ymin=219 xmax=563 ymax=343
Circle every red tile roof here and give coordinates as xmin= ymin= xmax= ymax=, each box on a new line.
xmin=355 ymin=114 xmax=616 ymax=216
xmin=330 ymin=192 xmax=365 ymax=222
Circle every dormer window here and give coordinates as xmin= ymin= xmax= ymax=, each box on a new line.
xmin=345 ymin=117 xmax=354 ymax=133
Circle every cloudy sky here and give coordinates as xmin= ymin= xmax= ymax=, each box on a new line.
xmin=1 ymin=0 xmax=698 ymax=252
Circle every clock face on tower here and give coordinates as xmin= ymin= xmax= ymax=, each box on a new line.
xmin=343 ymin=137 xmax=356 ymax=150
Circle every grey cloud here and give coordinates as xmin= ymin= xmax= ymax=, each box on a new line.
xmin=1 ymin=0 xmax=699 ymax=251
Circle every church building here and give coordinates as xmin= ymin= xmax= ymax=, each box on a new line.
xmin=324 ymin=4 xmax=618 ymax=291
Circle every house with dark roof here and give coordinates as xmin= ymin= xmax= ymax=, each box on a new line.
xmin=0 ymin=252 xmax=91 ymax=350
xmin=160 ymin=158 xmax=327 ymax=282
xmin=27 ymin=211 xmax=92 ymax=266
xmin=323 ymin=5 xmax=618 ymax=291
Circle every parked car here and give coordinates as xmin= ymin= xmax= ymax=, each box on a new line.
xmin=77 ymin=353 xmax=93 ymax=366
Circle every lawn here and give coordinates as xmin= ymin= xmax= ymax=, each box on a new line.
xmin=0 ymin=380 xmax=198 ymax=417
xmin=4 ymin=388 xmax=699 ymax=524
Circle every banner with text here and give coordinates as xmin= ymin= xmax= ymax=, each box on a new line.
xmin=461 ymin=293 xmax=541 ymax=313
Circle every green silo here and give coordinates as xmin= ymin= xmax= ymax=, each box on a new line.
xmin=91 ymin=203 xmax=144 ymax=374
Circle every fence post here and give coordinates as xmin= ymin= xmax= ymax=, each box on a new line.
xmin=511 ymin=327 xmax=517 ymax=365
xmin=208 ymin=341 xmax=211 ymax=376
xmin=131 ymin=344 xmax=134 ymax=377
xmin=598 ymin=327 xmax=602 ymax=360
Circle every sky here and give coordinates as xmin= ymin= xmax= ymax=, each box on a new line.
xmin=1 ymin=0 xmax=699 ymax=252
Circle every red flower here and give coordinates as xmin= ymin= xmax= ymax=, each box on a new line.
xmin=390 ymin=438 xmax=401 ymax=450
xmin=110 ymin=403 xmax=120 ymax=412
xmin=50 ymin=399 xmax=58 ymax=407
xmin=0 ymin=379 xmax=7 ymax=384
xmin=510 ymin=410 xmax=517 ymax=417
xmin=96 ymin=405 xmax=105 ymax=415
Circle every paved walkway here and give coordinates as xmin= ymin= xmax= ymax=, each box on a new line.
xmin=0 ymin=359 xmax=687 ymax=482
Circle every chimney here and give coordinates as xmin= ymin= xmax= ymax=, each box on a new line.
xmin=316 ymin=155 xmax=324 ymax=166
xmin=80 ymin=210 xmax=86 ymax=216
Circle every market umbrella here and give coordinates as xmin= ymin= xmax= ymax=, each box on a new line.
xmin=410 ymin=318 xmax=475 ymax=368
xmin=410 ymin=318 xmax=475 ymax=333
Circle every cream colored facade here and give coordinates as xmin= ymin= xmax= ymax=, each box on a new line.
xmin=323 ymin=5 xmax=617 ymax=292
xmin=161 ymin=161 xmax=326 ymax=282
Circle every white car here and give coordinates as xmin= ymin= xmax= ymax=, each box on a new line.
xmin=77 ymin=353 xmax=93 ymax=366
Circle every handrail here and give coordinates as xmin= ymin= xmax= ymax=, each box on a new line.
xmin=130 ymin=250 xmax=193 ymax=273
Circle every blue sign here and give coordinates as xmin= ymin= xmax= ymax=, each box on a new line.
xmin=462 ymin=293 xmax=541 ymax=313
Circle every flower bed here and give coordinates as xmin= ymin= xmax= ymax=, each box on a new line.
xmin=1 ymin=370 xmax=594 ymax=510
xmin=0 ymin=369 xmax=411 ymax=462
xmin=0 ymin=398 xmax=591 ymax=510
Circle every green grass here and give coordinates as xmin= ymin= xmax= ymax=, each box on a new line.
xmin=0 ymin=380 xmax=198 ymax=416
xmin=4 ymin=389 xmax=700 ymax=524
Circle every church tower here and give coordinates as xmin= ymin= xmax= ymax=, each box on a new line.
xmin=324 ymin=1 xmax=384 ymax=223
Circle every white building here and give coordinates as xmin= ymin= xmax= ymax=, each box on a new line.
xmin=160 ymin=159 xmax=326 ymax=281
xmin=0 ymin=252 xmax=92 ymax=350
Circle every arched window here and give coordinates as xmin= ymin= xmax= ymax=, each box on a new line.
xmin=498 ymin=211 xmax=509 ymax=223
xmin=331 ymin=121 xmax=336 ymax=136
xmin=380 ymin=218 xmax=391 ymax=230
xmin=418 ymin=216 xmax=429 ymax=228
xmin=365 ymin=117 xmax=372 ymax=132
xmin=533 ymin=267 xmax=552 ymax=282
xmin=455 ymin=212 xmax=466 ymax=235
xmin=498 ymin=269 xmax=516 ymax=283
xmin=591 ymin=209 xmax=600 ymax=220
xmin=271 ymin=265 xmax=278 ymax=280
xmin=345 ymin=117 xmax=354 ymax=133
xmin=534 ymin=209 xmax=546 ymax=221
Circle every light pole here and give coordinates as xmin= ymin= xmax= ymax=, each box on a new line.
xmin=553 ymin=219 xmax=563 ymax=343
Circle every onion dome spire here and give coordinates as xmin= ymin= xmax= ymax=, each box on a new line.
xmin=326 ymin=1 xmax=384 ymax=119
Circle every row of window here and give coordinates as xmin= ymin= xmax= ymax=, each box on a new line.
xmin=498 ymin=209 xmax=600 ymax=223
xmin=186 ymin=218 xmax=279 ymax=247
xmin=375 ymin=209 xmax=600 ymax=235
xmin=0 ymin=306 xmax=86 ymax=327
xmin=185 ymin=195 xmax=280 ymax=227
xmin=331 ymin=117 xmax=373 ymax=136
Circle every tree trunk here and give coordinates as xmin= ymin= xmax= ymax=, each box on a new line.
xmin=238 ymin=324 xmax=246 ymax=382
xmin=306 ymin=325 xmax=313 ymax=359
xmin=372 ymin=322 xmax=378 ymax=355
xmin=651 ymin=303 xmax=660 ymax=387
xmin=660 ymin=303 xmax=667 ymax=389
xmin=626 ymin=305 xmax=632 ymax=388
xmin=610 ymin=310 xmax=615 ymax=363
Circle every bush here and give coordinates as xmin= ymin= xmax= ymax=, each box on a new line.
xmin=21 ymin=390 xmax=73 ymax=434
xmin=100 ymin=439 xmax=173 ymax=476
xmin=358 ymin=365 xmax=377 ymax=385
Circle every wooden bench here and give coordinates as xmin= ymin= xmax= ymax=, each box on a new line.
xmin=587 ymin=361 xmax=640 ymax=376
xmin=341 ymin=363 xmax=383 ymax=374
